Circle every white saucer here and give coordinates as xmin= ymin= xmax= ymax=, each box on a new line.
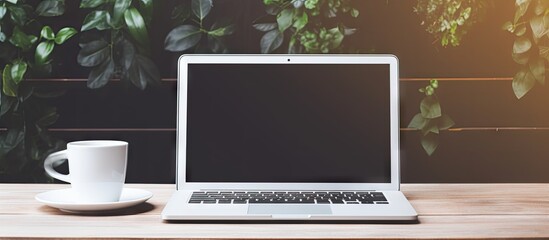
xmin=35 ymin=188 xmax=153 ymax=213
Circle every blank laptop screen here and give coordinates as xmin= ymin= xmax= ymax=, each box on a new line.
xmin=186 ymin=64 xmax=391 ymax=183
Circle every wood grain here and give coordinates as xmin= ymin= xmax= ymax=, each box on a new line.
xmin=1 ymin=184 xmax=549 ymax=239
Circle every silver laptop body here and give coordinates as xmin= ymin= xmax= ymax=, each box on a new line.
xmin=162 ymin=54 xmax=417 ymax=221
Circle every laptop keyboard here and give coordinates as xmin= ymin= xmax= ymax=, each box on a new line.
xmin=188 ymin=191 xmax=388 ymax=204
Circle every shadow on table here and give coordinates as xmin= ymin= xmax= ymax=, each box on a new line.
xmin=38 ymin=202 xmax=156 ymax=216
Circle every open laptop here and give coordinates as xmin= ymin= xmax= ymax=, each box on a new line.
xmin=162 ymin=54 xmax=417 ymax=221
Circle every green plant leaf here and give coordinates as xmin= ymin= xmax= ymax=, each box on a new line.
xmin=293 ymin=0 xmax=304 ymax=8
xmin=77 ymin=39 xmax=110 ymax=67
xmin=408 ymin=113 xmax=427 ymax=129
xmin=338 ymin=24 xmax=356 ymax=36
xmin=36 ymin=0 xmax=65 ymax=17
xmin=35 ymin=41 xmax=54 ymax=64
xmin=502 ymin=21 xmax=514 ymax=32
xmin=0 ymin=128 xmax=25 ymax=157
xmin=117 ymin=39 xmax=136 ymax=72
xmin=420 ymin=96 xmax=442 ymax=119
xmin=540 ymin=46 xmax=549 ymax=61
xmin=137 ymin=0 xmax=153 ymax=23
xmin=260 ymin=29 xmax=283 ymax=53
xmin=207 ymin=35 xmax=228 ymax=53
xmin=328 ymin=27 xmax=344 ymax=49
xmin=512 ymin=51 xmax=530 ymax=65
xmin=40 ymin=26 xmax=55 ymax=40
xmin=529 ymin=57 xmax=545 ymax=85
xmin=0 ymin=96 xmax=15 ymax=117
xmin=438 ymin=114 xmax=455 ymax=130
xmin=512 ymin=68 xmax=536 ymax=99
xmin=529 ymin=14 xmax=549 ymax=41
xmin=9 ymin=27 xmax=37 ymax=51
xmin=535 ymin=0 xmax=549 ymax=15
xmin=0 ymin=5 xmax=8 ymax=20
xmin=277 ymin=8 xmax=294 ymax=32
xmin=515 ymin=24 xmax=527 ymax=36
xmin=265 ymin=4 xmax=282 ymax=15
xmin=37 ymin=107 xmax=59 ymax=127
xmin=8 ymin=5 xmax=26 ymax=26
xmin=81 ymin=10 xmax=111 ymax=31
xmin=513 ymin=36 xmax=532 ymax=54
xmin=113 ymin=0 xmax=132 ymax=28
xmin=421 ymin=133 xmax=438 ymax=156
xmin=124 ymin=7 xmax=151 ymax=51
xmin=2 ymin=65 xmax=17 ymax=97
xmin=192 ymin=0 xmax=212 ymax=20
xmin=351 ymin=8 xmax=359 ymax=18
xmin=164 ymin=24 xmax=202 ymax=52
xmin=80 ymin=0 xmax=105 ymax=8
xmin=422 ymin=119 xmax=439 ymax=136
xmin=87 ymin=57 xmax=114 ymax=88
xmin=253 ymin=23 xmax=277 ymax=32
xmin=208 ymin=24 xmax=235 ymax=37
xmin=288 ymin=35 xmax=299 ymax=53
xmin=292 ymin=12 xmax=308 ymax=31
xmin=54 ymin=27 xmax=77 ymax=45
xmin=10 ymin=60 xmax=27 ymax=84
xmin=514 ymin=0 xmax=531 ymax=23
xmin=128 ymin=54 xmax=159 ymax=89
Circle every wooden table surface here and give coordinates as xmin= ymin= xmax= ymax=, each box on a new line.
xmin=1 ymin=184 xmax=549 ymax=239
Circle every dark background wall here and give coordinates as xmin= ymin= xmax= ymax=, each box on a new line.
xmin=4 ymin=0 xmax=549 ymax=183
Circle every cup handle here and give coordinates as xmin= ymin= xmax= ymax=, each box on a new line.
xmin=44 ymin=150 xmax=70 ymax=183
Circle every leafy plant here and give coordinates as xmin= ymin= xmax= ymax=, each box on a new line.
xmin=77 ymin=0 xmax=160 ymax=89
xmin=407 ymin=80 xmax=455 ymax=156
xmin=415 ymin=0 xmax=488 ymax=47
xmin=503 ymin=0 xmax=549 ymax=99
xmin=255 ymin=0 xmax=358 ymax=53
xmin=0 ymin=0 xmax=75 ymax=182
xmin=164 ymin=0 xmax=235 ymax=53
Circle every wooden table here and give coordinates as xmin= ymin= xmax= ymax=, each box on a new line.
xmin=1 ymin=184 xmax=549 ymax=239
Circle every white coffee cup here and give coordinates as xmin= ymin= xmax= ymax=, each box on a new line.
xmin=44 ymin=140 xmax=128 ymax=203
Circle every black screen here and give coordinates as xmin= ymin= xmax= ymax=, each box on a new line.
xmin=186 ymin=64 xmax=391 ymax=183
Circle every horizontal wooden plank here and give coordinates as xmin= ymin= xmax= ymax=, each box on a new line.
xmin=3 ymin=184 xmax=549 ymax=216
xmin=1 ymin=215 xmax=548 ymax=239
xmin=402 ymin=184 xmax=549 ymax=215
xmin=1 ymin=184 xmax=549 ymax=239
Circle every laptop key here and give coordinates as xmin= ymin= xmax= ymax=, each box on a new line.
xmin=218 ymin=199 xmax=232 ymax=204
xmin=233 ymin=200 xmax=247 ymax=204
xmin=372 ymin=196 xmax=387 ymax=201
xmin=376 ymin=201 xmax=389 ymax=204
xmin=188 ymin=200 xmax=202 ymax=204
xmin=202 ymin=200 xmax=216 ymax=204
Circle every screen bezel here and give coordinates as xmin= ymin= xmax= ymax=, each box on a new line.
xmin=176 ymin=54 xmax=400 ymax=191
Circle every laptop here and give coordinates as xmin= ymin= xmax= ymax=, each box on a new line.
xmin=162 ymin=54 xmax=418 ymax=221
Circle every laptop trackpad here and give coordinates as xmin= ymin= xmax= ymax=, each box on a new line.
xmin=248 ymin=205 xmax=332 ymax=215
